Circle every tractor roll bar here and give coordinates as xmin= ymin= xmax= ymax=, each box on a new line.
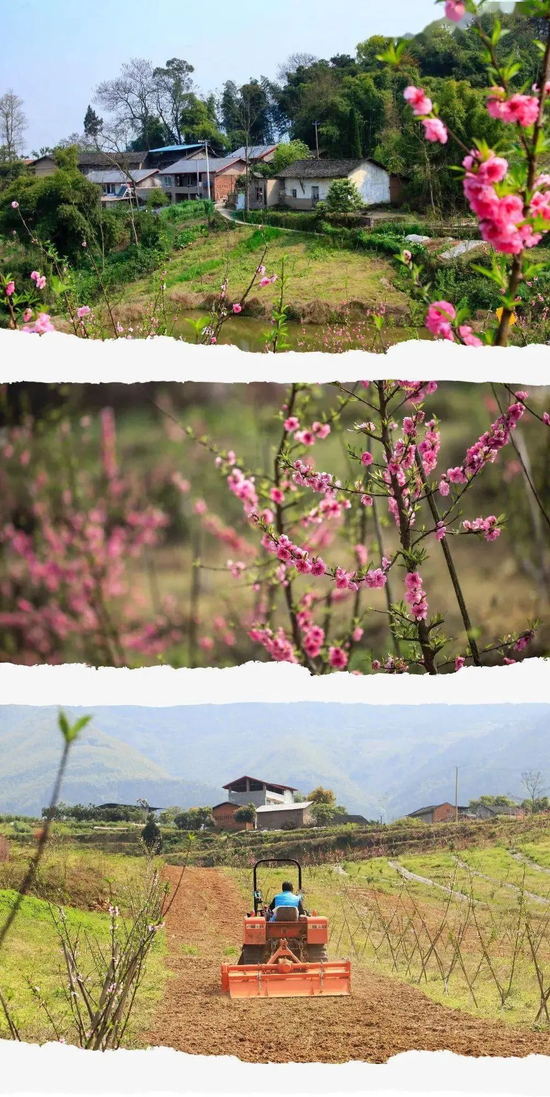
xmin=252 ymin=858 xmax=303 ymax=914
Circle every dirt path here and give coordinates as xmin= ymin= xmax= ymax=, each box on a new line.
xmin=147 ymin=866 xmax=550 ymax=1064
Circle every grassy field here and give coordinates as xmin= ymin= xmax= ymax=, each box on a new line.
xmin=0 ymin=848 xmax=167 ymax=1045
xmin=119 ymin=224 xmax=410 ymax=323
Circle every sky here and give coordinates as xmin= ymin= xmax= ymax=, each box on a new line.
xmin=2 ymin=0 xmax=441 ymax=154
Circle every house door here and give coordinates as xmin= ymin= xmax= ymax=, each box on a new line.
xmin=311 ymin=185 xmax=320 ymax=205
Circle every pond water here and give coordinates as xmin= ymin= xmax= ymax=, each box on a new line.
xmin=171 ymin=310 xmax=427 ymax=353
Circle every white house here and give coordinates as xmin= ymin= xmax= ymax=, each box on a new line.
xmin=223 ymin=775 xmax=298 ymax=808
xmin=277 ymin=158 xmax=402 ymax=210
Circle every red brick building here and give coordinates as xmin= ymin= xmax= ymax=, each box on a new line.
xmin=407 ymin=802 xmax=467 ymax=824
xmin=211 ymin=801 xmax=254 ymax=831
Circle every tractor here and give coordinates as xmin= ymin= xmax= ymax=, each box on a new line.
xmin=221 ymin=858 xmax=351 ymax=998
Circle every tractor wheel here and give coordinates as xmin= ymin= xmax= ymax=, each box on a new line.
xmin=238 ymin=945 xmax=264 ymax=966
xmin=307 ymin=944 xmax=328 ymax=963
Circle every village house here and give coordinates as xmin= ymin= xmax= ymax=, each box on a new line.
xmin=211 ymin=801 xmax=255 ymax=831
xmin=277 ymin=158 xmax=402 ymax=210
xmin=145 ymin=143 xmax=218 ymax=169
xmin=229 ymin=144 xmax=279 ymax=165
xmin=158 ymin=155 xmax=247 ymax=203
xmin=223 ymin=775 xmax=298 ymax=808
xmin=29 ymin=150 xmax=148 ymax=177
xmin=407 ymin=803 xmax=470 ymax=824
xmin=255 ymin=801 xmax=314 ymax=830
xmin=86 ymin=168 xmax=161 ymax=206
xmin=468 ymin=803 xmax=525 ymax=819
xmin=406 ymin=801 xmax=525 ymax=823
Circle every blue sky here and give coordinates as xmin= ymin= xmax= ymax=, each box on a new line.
xmin=2 ymin=0 xmax=439 ymax=153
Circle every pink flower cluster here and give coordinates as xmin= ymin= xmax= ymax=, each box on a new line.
xmin=403 ymin=86 xmax=448 ymax=143
xmin=462 ymin=150 xmax=550 ymax=253
xmin=439 ymin=396 xmax=526 ymax=490
xmin=487 ymin=88 xmax=540 ymax=128
xmin=248 ymin=625 xmax=296 ymax=662
xmin=404 ymin=571 xmax=429 ymax=621
xmin=262 ymin=531 xmax=387 ymax=593
xmin=462 ymin=515 xmax=501 ymax=541
xmin=30 ymin=270 xmax=47 ymax=290
xmin=445 ymin=0 xmax=465 ymax=19
xmin=23 ymin=312 xmax=55 ymax=335
xmin=227 ymin=467 xmax=259 ymax=516
xmin=292 ymin=459 xmax=336 ymax=495
xmin=426 ymin=300 xmax=482 ymax=345
xmin=284 ymin=417 xmax=331 ymax=444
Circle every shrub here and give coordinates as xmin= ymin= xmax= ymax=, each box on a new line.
xmin=323 ymin=178 xmax=363 ymax=213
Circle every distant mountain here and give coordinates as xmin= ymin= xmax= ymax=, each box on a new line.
xmin=0 ymin=703 xmax=548 ymax=820
xmin=0 ymin=707 xmax=221 ymax=816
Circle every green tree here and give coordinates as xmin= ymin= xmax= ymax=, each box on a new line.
xmin=310 ymin=802 xmax=336 ymax=826
xmin=345 ymin=106 xmax=362 ymax=157
xmin=141 ymin=816 xmax=162 ymax=854
xmin=324 ymin=177 xmax=363 ymax=211
xmin=521 ymin=797 xmax=550 ymax=814
xmin=174 ymin=806 xmax=215 ymax=830
xmin=308 ymin=786 xmax=336 ymax=806
xmin=468 ymin=795 xmax=517 ymax=809
xmin=145 ymin=188 xmax=169 ymax=209
xmin=152 ymin=58 xmax=195 ymax=144
xmin=83 ymin=105 xmax=103 ymax=139
xmin=271 ymin=140 xmax=311 ymax=174
xmin=234 ymin=802 xmax=257 ymax=825
xmin=178 ymin=93 xmax=227 ymax=150
xmin=0 ymin=145 xmax=103 ymax=260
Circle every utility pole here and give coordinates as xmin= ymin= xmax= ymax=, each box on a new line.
xmin=313 ymin=120 xmax=320 ymax=159
xmin=204 ymin=139 xmax=211 ymax=202
xmin=455 ymin=766 xmax=459 ymax=823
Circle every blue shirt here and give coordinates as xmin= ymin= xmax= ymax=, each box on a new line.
xmin=272 ymin=891 xmax=301 ymax=908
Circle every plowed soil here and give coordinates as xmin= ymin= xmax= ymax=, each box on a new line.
xmin=147 ymin=866 xmax=550 ymax=1063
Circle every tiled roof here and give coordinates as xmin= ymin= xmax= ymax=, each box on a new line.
xmin=230 ymin=144 xmax=277 ymax=160
xmin=277 ymin=158 xmax=366 ymax=179
xmin=223 ymin=775 xmax=299 ymax=792
xmin=159 ymin=156 xmax=242 ymax=175
xmin=87 ymin=169 xmax=158 ymax=184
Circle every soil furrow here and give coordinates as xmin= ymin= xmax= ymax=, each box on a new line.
xmin=146 ymin=866 xmax=550 ymax=1062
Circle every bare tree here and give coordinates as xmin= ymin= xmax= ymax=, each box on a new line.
xmin=0 ymin=90 xmax=27 ymax=161
xmin=276 ymin=53 xmax=318 ymax=82
xmin=521 ymin=770 xmax=546 ymax=813
xmin=95 ymin=59 xmax=156 ymax=147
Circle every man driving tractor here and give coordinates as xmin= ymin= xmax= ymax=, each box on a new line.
xmin=268 ymin=880 xmax=306 ymax=919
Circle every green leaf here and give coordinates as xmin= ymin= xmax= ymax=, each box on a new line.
xmin=72 ymin=715 xmax=92 ymax=735
xmin=58 ymin=709 xmax=91 ymax=744
xmin=57 ymin=711 xmax=70 ymax=740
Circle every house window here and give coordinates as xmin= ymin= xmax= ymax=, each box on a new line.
xmin=162 ymin=175 xmax=172 ymax=188
xmin=292 ymin=189 xmax=297 ymax=198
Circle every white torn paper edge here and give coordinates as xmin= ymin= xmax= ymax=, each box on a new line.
xmin=1 ymin=1040 xmax=550 ymax=1096
xmin=1 ymin=327 xmax=550 ymax=384
xmin=0 ymin=657 xmax=548 ymax=706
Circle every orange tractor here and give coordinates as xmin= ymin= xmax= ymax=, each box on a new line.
xmin=221 ymin=858 xmax=351 ymax=999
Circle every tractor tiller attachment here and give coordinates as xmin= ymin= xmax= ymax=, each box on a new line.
xmin=221 ymin=940 xmax=351 ymax=999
